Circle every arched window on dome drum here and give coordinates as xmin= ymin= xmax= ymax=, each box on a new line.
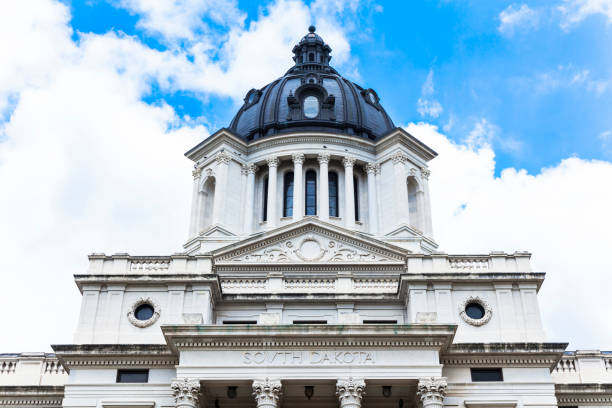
xmin=199 ymin=177 xmax=215 ymax=231
xmin=262 ymin=176 xmax=269 ymax=222
xmin=328 ymin=172 xmax=339 ymax=217
xmin=354 ymin=176 xmax=360 ymax=221
xmin=407 ymin=176 xmax=420 ymax=229
xmin=309 ymin=53 xmax=315 ymax=62
xmin=283 ymin=172 xmax=294 ymax=217
xmin=305 ymin=170 xmax=317 ymax=215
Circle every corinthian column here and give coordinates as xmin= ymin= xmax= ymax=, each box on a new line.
xmin=420 ymin=167 xmax=433 ymax=237
xmin=292 ymin=153 xmax=305 ymax=221
xmin=416 ymin=377 xmax=447 ymax=408
xmin=336 ymin=378 xmax=365 ymax=408
xmin=171 ymin=378 xmax=201 ymax=408
xmin=252 ymin=378 xmax=282 ymax=408
xmin=189 ymin=168 xmax=202 ymax=237
xmin=212 ymin=151 xmax=231 ymax=225
xmin=343 ymin=156 xmax=356 ymax=229
xmin=365 ymin=163 xmax=379 ymax=234
xmin=266 ymin=157 xmax=279 ymax=228
xmin=244 ymin=164 xmax=258 ymax=234
xmin=318 ymin=153 xmax=330 ymax=221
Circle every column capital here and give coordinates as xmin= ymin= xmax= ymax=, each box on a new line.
xmin=416 ymin=377 xmax=447 ymax=407
xmin=241 ymin=165 xmax=249 ymax=176
xmin=215 ymin=151 xmax=232 ymax=165
xmin=171 ymin=378 xmax=201 ymax=407
xmin=336 ymin=378 xmax=365 ymax=408
xmin=292 ymin=153 xmax=305 ymax=164
xmin=243 ymin=163 xmax=259 ymax=174
xmin=342 ymin=156 xmax=356 ymax=168
xmin=266 ymin=156 xmax=279 ymax=168
xmin=391 ymin=151 xmax=407 ymax=164
xmin=365 ymin=162 xmax=380 ymax=175
xmin=318 ymin=152 xmax=331 ymax=164
xmin=192 ymin=167 xmax=202 ymax=179
xmin=252 ymin=378 xmax=282 ymax=408
xmin=420 ymin=167 xmax=431 ymax=179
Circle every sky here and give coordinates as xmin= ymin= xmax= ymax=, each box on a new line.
xmin=0 ymin=0 xmax=611 ymax=351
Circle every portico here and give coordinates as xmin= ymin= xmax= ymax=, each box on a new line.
xmin=164 ymin=324 xmax=454 ymax=408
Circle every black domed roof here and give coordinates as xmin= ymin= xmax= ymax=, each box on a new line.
xmin=229 ymin=27 xmax=395 ymax=141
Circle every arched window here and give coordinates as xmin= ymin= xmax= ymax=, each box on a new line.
xmin=199 ymin=177 xmax=215 ymax=231
xmin=354 ymin=176 xmax=360 ymax=221
xmin=407 ymin=176 xmax=419 ymax=228
xmin=305 ymin=170 xmax=317 ymax=215
xmin=283 ymin=172 xmax=294 ymax=217
xmin=262 ymin=176 xmax=269 ymax=222
xmin=309 ymin=52 xmax=315 ymax=62
xmin=328 ymin=172 xmax=339 ymax=217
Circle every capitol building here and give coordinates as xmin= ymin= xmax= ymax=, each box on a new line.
xmin=1 ymin=27 xmax=611 ymax=408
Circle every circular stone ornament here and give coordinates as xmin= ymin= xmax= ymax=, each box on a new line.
xmin=127 ymin=297 xmax=161 ymax=328
xmin=458 ymin=296 xmax=492 ymax=326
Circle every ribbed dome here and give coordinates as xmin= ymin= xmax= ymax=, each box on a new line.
xmin=228 ymin=26 xmax=395 ymax=141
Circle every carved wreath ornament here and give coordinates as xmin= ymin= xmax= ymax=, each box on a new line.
xmin=127 ymin=297 xmax=161 ymax=328
xmin=458 ymin=296 xmax=492 ymax=326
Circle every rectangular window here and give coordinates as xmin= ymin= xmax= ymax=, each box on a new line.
xmin=222 ymin=320 xmax=257 ymax=324
xmin=116 ymin=369 xmax=149 ymax=383
xmin=362 ymin=319 xmax=398 ymax=324
xmin=470 ymin=368 xmax=503 ymax=382
xmin=292 ymin=320 xmax=327 ymax=324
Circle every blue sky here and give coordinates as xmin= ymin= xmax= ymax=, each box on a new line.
xmin=1 ymin=0 xmax=612 ymax=351
xmin=66 ymin=0 xmax=612 ymax=174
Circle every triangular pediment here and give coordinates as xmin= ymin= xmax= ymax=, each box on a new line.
xmin=385 ymin=224 xmax=422 ymax=239
xmin=201 ymin=225 xmax=236 ymax=238
xmin=213 ymin=219 xmax=408 ymax=264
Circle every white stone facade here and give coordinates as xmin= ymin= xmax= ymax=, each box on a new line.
xmin=2 ymin=29 xmax=611 ymax=408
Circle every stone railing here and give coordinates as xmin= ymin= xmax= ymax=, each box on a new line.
xmin=552 ymin=351 xmax=612 ymax=384
xmin=0 ymin=353 xmax=68 ymax=386
xmin=87 ymin=253 xmax=212 ymax=275
xmin=407 ymin=251 xmax=532 ymax=273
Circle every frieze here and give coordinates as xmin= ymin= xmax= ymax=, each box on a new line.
xmin=242 ymin=350 xmax=375 ymax=365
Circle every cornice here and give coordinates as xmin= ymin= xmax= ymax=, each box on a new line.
xmin=0 ymin=386 xmax=64 ymax=407
xmin=184 ymin=128 xmax=248 ymax=162
xmin=162 ymin=324 xmax=457 ymax=354
xmin=73 ymin=274 xmax=222 ymax=300
xmin=51 ymin=344 xmax=177 ymax=370
xmin=555 ymin=383 xmax=612 ymax=405
xmin=246 ymin=132 xmax=376 ymax=155
xmin=442 ymin=342 xmax=567 ymax=370
xmin=375 ymin=128 xmax=437 ymax=163
xmin=399 ymin=273 xmax=546 ymax=292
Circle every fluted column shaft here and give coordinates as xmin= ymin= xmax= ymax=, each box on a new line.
xmin=366 ymin=163 xmax=379 ymax=234
xmin=292 ymin=154 xmax=304 ymax=221
xmin=266 ymin=157 xmax=279 ymax=228
xmin=343 ymin=157 xmax=356 ymax=229
xmin=336 ymin=378 xmax=365 ymax=408
xmin=212 ymin=151 xmax=231 ymax=225
xmin=392 ymin=152 xmax=410 ymax=225
xmin=244 ymin=164 xmax=258 ymax=233
xmin=417 ymin=377 xmax=447 ymax=408
xmin=318 ymin=153 xmax=330 ymax=221
xmin=172 ymin=378 xmax=201 ymax=408
xmin=252 ymin=378 xmax=282 ymax=408
xmin=189 ymin=168 xmax=202 ymax=237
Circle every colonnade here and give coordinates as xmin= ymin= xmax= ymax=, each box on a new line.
xmin=171 ymin=377 xmax=448 ymax=408
xmin=242 ymin=153 xmax=376 ymax=233
xmin=189 ymin=150 xmax=433 ymax=238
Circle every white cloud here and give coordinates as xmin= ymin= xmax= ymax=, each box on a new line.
xmin=558 ymin=0 xmax=612 ymax=29
xmin=521 ymin=64 xmax=610 ymax=95
xmin=498 ymin=4 xmax=540 ymax=36
xmin=0 ymin=0 xmax=359 ymax=351
xmin=417 ymin=69 xmax=443 ymax=119
xmin=406 ymin=123 xmax=612 ymax=349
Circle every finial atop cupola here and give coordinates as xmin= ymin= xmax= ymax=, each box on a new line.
xmin=290 ymin=25 xmax=333 ymax=73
